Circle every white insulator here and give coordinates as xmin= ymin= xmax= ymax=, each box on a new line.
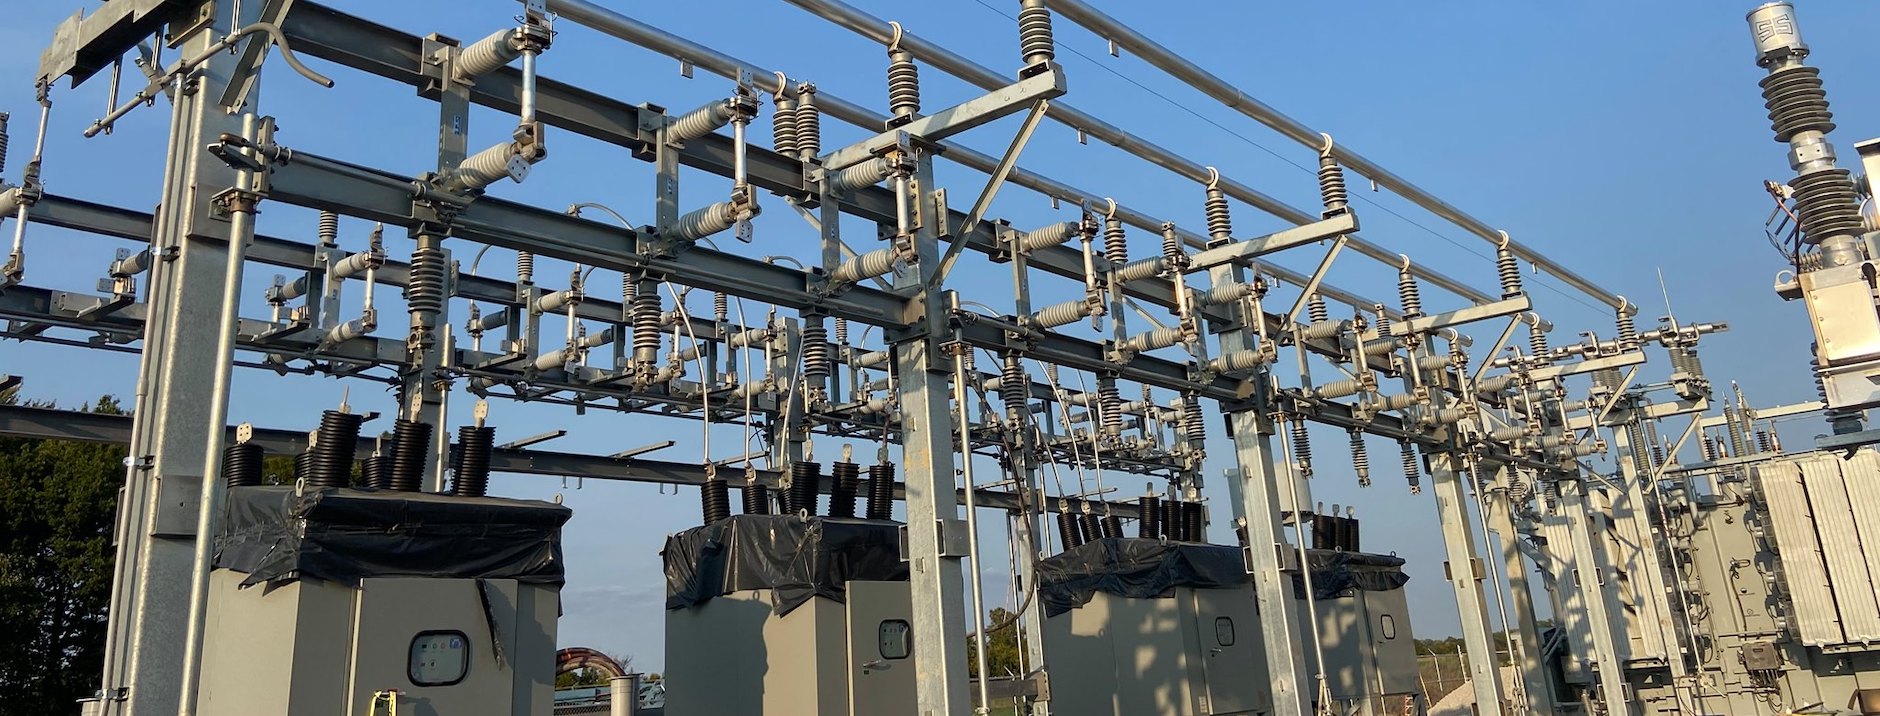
xmin=1197 ymin=282 xmax=1255 ymax=306
xmin=455 ymin=28 xmax=523 ymax=81
xmin=855 ymin=398 xmax=893 ymax=415
xmin=1113 ymin=257 xmax=1164 ymax=283
xmin=535 ymin=289 xmax=581 ymax=313
xmin=725 ymin=328 xmax=773 ymax=349
xmin=1213 ymin=350 xmax=1272 ymax=372
xmin=1476 ymin=375 xmax=1516 ymax=396
xmin=443 ymin=141 xmax=522 ymax=193
xmin=1124 ymin=326 xmax=1185 ymax=353
xmin=667 ymin=201 xmax=739 ymax=242
xmin=330 ymin=250 xmax=380 ymax=280
xmin=669 ymin=99 xmax=737 ymax=144
xmin=1417 ymin=354 xmax=1453 ymax=371
xmin=325 ymin=317 xmax=372 ymax=345
xmin=1022 ymin=221 xmax=1080 ymax=251
xmin=534 ymin=347 xmax=577 ymax=371
xmin=1031 ymin=299 xmax=1093 ymax=330
xmin=830 ymin=157 xmax=893 ymax=192
xmin=473 ymin=309 xmax=510 ymax=332
xmin=831 ymin=245 xmax=900 ymax=283
xmin=1363 ymin=337 xmax=1402 ymax=356
xmin=1367 ymin=393 xmax=1420 ymax=411
xmin=854 ymin=350 xmax=890 ymax=369
xmin=1313 ymin=379 xmax=1365 ymax=400
xmin=1490 ymin=426 xmax=1526 ymax=442
xmin=1297 ymin=319 xmax=1345 ymax=341
xmin=1422 ymin=408 xmax=1470 ymax=426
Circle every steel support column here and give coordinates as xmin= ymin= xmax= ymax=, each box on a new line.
xmin=1558 ymin=475 xmax=1633 ymax=716
xmin=1484 ymin=467 xmax=1558 ymax=716
xmin=1429 ymin=451 xmax=1508 ymax=715
xmin=81 ymin=1 xmax=255 ymax=712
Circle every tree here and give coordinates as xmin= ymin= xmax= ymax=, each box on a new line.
xmin=0 ymin=395 xmax=128 ymax=714
xmin=966 ymin=608 xmax=1026 ymax=679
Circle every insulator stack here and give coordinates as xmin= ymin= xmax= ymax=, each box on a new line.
xmin=456 ymin=28 xmax=523 ymax=80
xmin=362 ymin=453 xmax=393 ymax=490
xmin=1314 ymin=378 xmax=1365 ymax=400
xmin=668 ymin=99 xmax=736 ymax=142
xmin=1350 ymin=429 xmax=1371 ymax=488
xmin=1397 ymin=267 xmax=1422 ymax=318
xmin=222 ymin=442 xmax=263 ymax=488
xmin=828 ymin=462 xmax=861 ymax=518
xmin=1617 ymin=310 xmax=1638 ymax=348
xmin=1138 ymin=495 xmax=1161 ymax=538
xmin=517 ymin=251 xmax=535 ymax=283
xmin=795 ymin=89 xmax=821 ymax=159
xmin=1496 ymin=245 xmax=1523 ymax=298
xmin=701 ymin=479 xmax=730 ymax=525
xmin=621 ymin=274 xmax=636 ymax=317
xmin=1373 ymin=310 xmax=1392 ymax=338
xmin=1747 ymin=4 xmax=1865 ymax=250
xmin=1317 ymin=152 xmax=1349 ymax=215
xmin=1651 ymin=441 xmax=1666 ymax=466
xmin=1183 ymin=503 xmax=1205 ymax=543
xmin=1104 ymin=216 xmax=1128 ymax=266
xmin=834 ymin=317 xmax=849 ymax=346
xmin=1017 ymin=0 xmax=1056 ymax=66
xmin=294 ymin=451 xmax=315 ymax=485
xmin=743 ymin=482 xmax=772 ymax=515
xmin=1787 ymin=167 xmax=1864 ymax=247
xmin=1057 ymin=509 xmax=1083 ymax=550
xmin=1163 ymin=500 xmax=1184 ymax=541
xmin=452 ymin=425 xmax=495 ymax=498
xmin=405 ymin=246 xmax=448 ymax=315
xmin=865 ymin=463 xmax=896 ymax=520
xmin=1182 ymin=395 xmax=1206 ymax=446
xmin=1204 ymin=186 xmax=1232 ymax=242
xmin=803 ymin=324 xmax=831 ymax=380
xmin=308 ymin=410 xmax=364 ymax=489
xmin=0 ymin=112 xmax=9 ymax=176
xmin=1000 ymin=356 xmax=1029 ymax=415
xmin=1079 ymin=511 xmax=1103 ymax=545
xmin=1529 ymin=322 xmax=1550 ymax=358
xmin=1307 ymin=295 xmax=1329 ymax=324
xmin=713 ymin=292 xmax=728 ymax=323
xmin=1724 ymin=407 xmax=1748 ymax=458
xmin=1290 ymin=418 xmax=1313 ymax=477
xmin=1699 ymin=433 xmax=1718 ymax=461
xmin=632 ymin=292 xmax=662 ymax=360
xmin=787 ymin=462 xmax=822 ymax=516
xmin=1098 ymin=377 xmax=1123 ymax=437
xmin=318 ymin=211 xmax=340 ymax=246
xmin=1756 ymin=430 xmax=1773 ymax=453
xmin=1399 ymin=440 xmax=1421 ymax=493
xmin=388 ymin=419 xmax=432 ymax=492
xmin=886 ymin=49 xmax=921 ymax=119
xmin=1160 ymin=224 xmax=1185 ymax=269
xmin=1101 ymin=513 xmax=1123 ymax=540
xmin=771 ymin=93 xmax=799 ymax=157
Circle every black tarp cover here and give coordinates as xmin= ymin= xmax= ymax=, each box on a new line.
xmin=1037 ymin=537 xmax=1409 ymax=617
xmin=215 ymin=485 xmax=572 ymax=587
xmin=663 ymin=514 xmax=907 ymax=616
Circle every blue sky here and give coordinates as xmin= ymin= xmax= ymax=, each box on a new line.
xmin=4 ymin=1 xmax=1877 ymax=673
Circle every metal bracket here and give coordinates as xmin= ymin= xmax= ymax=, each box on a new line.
xmin=820 ymin=67 xmax=1066 ymax=171
xmin=900 ymin=518 xmax=971 ymax=559
xmin=1186 ymin=212 xmax=1358 ymax=273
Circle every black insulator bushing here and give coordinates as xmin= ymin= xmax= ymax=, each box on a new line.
xmin=1162 ymin=501 xmax=1183 ymax=541
xmin=743 ymin=483 xmax=772 ymax=515
xmin=1138 ymin=495 xmax=1161 ymax=539
xmin=865 ymin=464 xmax=895 ymax=521
xmin=222 ymin=442 xmax=263 ymax=488
xmin=1184 ymin=502 xmax=1205 ymax=544
xmin=451 ymin=425 xmax=495 ymax=498
xmin=1101 ymin=514 xmax=1123 ymax=540
xmin=389 ymin=419 xmax=432 ymax=492
xmin=1079 ymin=511 xmax=1102 ymax=546
xmin=307 ymin=410 xmax=363 ymax=489
xmin=1761 ymin=66 xmax=1836 ymax=142
xmin=1312 ymin=513 xmax=1334 ymax=550
xmin=1344 ymin=517 xmax=1362 ymax=553
xmin=294 ymin=451 xmax=315 ymax=485
xmin=361 ymin=454 xmax=393 ymax=490
xmin=1790 ymin=168 xmax=1866 ymax=243
xmin=787 ymin=462 xmax=821 ymax=516
xmin=1057 ymin=510 xmax=1083 ymax=550
xmin=827 ymin=462 xmax=860 ymax=519
xmin=701 ymin=479 xmax=731 ymax=525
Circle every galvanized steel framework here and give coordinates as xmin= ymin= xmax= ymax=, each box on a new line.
xmin=0 ymin=1 xmax=1774 ymax=715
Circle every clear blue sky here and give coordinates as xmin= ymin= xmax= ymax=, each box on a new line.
xmin=4 ymin=1 xmax=1877 ymax=673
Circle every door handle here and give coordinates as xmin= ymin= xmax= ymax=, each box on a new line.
xmin=862 ymin=660 xmax=889 ymax=670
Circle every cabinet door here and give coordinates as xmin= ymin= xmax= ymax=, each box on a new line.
xmin=1192 ymin=588 xmax=1271 ymax=715
xmin=847 ymin=581 xmax=918 ymax=716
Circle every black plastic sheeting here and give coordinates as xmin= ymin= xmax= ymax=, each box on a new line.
xmin=215 ymin=485 xmax=572 ymax=588
xmin=1037 ymin=537 xmax=1408 ymax=617
xmin=664 ymin=514 xmax=907 ymax=616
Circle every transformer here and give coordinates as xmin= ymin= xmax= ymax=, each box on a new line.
xmin=195 ymin=486 xmax=570 ymax=715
